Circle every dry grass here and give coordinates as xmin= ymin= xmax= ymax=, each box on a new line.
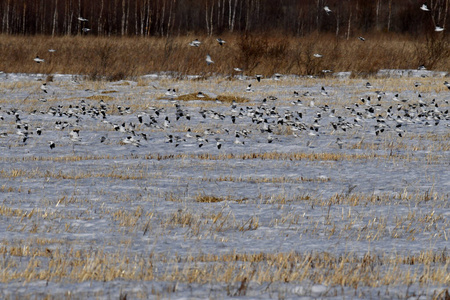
xmin=1 ymin=33 xmax=449 ymax=80
xmin=163 ymin=92 xmax=249 ymax=103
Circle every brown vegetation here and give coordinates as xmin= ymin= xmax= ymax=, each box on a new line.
xmin=1 ymin=33 xmax=450 ymax=79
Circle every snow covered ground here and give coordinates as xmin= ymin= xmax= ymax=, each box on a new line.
xmin=0 ymin=72 xmax=448 ymax=299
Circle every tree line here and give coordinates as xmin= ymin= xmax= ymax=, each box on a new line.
xmin=1 ymin=0 xmax=449 ymax=37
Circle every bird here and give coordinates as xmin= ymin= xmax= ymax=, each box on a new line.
xmin=234 ymin=67 xmax=243 ymax=72
xmin=48 ymin=49 xmax=56 ymax=53
xmin=366 ymin=82 xmax=373 ymax=89
xmin=34 ymin=56 xmax=44 ymax=63
xmin=324 ymin=6 xmax=332 ymax=14
xmin=336 ymin=138 xmax=344 ymax=149
xmin=420 ymin=4 xmax=430 ymax=11
xmin=189 ymin=39 xmax=201 ymax=47
xmin=256 ymin=75 xmax=263 ymax=82
xmin=313 ymin=53 xmax=323 ymax=58
xmin=69 ymin=129 xmax=81 ymax=142
xmin=217 ymin=38 xmax=226 ymax=46
xmin=48 ymin=141 xmax=55 ymax=149
xmin=444 ymin=81 xmax=450 ymax=89
xmin=246 ymin=84 xmax=253 ymax=92
xmin=123 ymin=136 xmax=140 ymax=147
xmin=435 ymin=26 xmax=444 ymax=32
xmin=40 ymin=83 xmax=48 ymax=93
xmin=359 ymin=36 xmax=365 ymax=42
xmin=206 ymin=54 xmax=214 ymax=65
xmin=82 ymin=28 xmax=91 ymax=33
xmin=78 ymin=17 xmax=88 ymax=22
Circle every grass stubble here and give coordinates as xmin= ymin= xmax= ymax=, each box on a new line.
xmin=0 ymin=73 xmax=449 ymax=298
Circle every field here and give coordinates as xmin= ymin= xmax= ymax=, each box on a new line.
xmin=0 ymin=71 xmax=449 ymax=299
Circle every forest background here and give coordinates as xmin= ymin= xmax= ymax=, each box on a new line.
xmin=1 ymin=0 xmax=450 ymax=79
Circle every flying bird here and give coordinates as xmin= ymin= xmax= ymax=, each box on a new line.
xmin=359 ymin=36 xmax=365 ymax=42
xmin=435 ymin=26 xmax=444 ymax=32
xmin=189 ymin=39 xmax=201 ymax=47
xmin=34 ymin=56 xmax=44 ymax=63
xmin=313 ymin=53 xmax=323 ymax=58
xmin=324 ymin=6 xmax=332 ymax=14
xmin=78 ymin=17 xmax=88 ymax=22
xmin=69 ymin=129 xmax=81 ymax=142
xmin=217 ymin=38 xmax=226 ymax=46
xmin=420 ymin=4 xmax=430 ymax=11
xmin=40 ymin=83 xmax=48 ymax=93
xmin=206 ymin=54 xmax=214 ymax=65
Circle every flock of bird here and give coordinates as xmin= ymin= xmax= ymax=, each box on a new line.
xmin=1 ymin=75 xmax=448 ymax=154
xmin=8 ymin=2 xmax=447 ymax=153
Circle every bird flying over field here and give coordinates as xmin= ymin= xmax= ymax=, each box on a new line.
xmin=34 ymin=56 xmax=44 ymax=63
xmin=40 ymin=83 xmax=48 ymax=93
xmin=206 ymin=54 xmax=214 ymax=65
xmin=189 ymin=39 xmax=201 ymax=47
xmin=217 ymin=38 xmax=226 ymax=46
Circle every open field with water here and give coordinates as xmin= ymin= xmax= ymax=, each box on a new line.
xmin=0 ymin=72 xmax=449 ymax=299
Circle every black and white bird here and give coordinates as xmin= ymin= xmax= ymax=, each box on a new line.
xmin=366 ymin=82 xmax=373 ymax=89
xmin=313 ymin=53 xmax=323 ymax=58
xmin=336 ymin=138 xmax=344 ymax=149
xmin=206 ymin=54 xmax=214 ymax=65
xmin=189 ymin=39 xmax=201 ymax=47
xmin=324 ymin=6 xmax=332 ymax=14
xmin=256 ymin=75 xmax=263 ymax=82
xmin=69 ymin=129 xmax=81 ymax=142
xmin=444 ymin=81 xmax=450 ymax=89
xmin=435 ymin=26 xmax=444 ymax=32
xmin=78 ymin=16 xmax=88 ymax=22
xmin=49 ymin=141 xmax=55 ymax=149
xmin=40 ymin=83 xmax=48 ymax=93
xmin=82 ymin=28 xmax=91 ymax=33
xmin=217 ymin=38 xmax=226 ymax=46
xmin=34 ymin=56 xmax=44 ymax=63
xmin=359 ymin=36 xmax=366 ymax=42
